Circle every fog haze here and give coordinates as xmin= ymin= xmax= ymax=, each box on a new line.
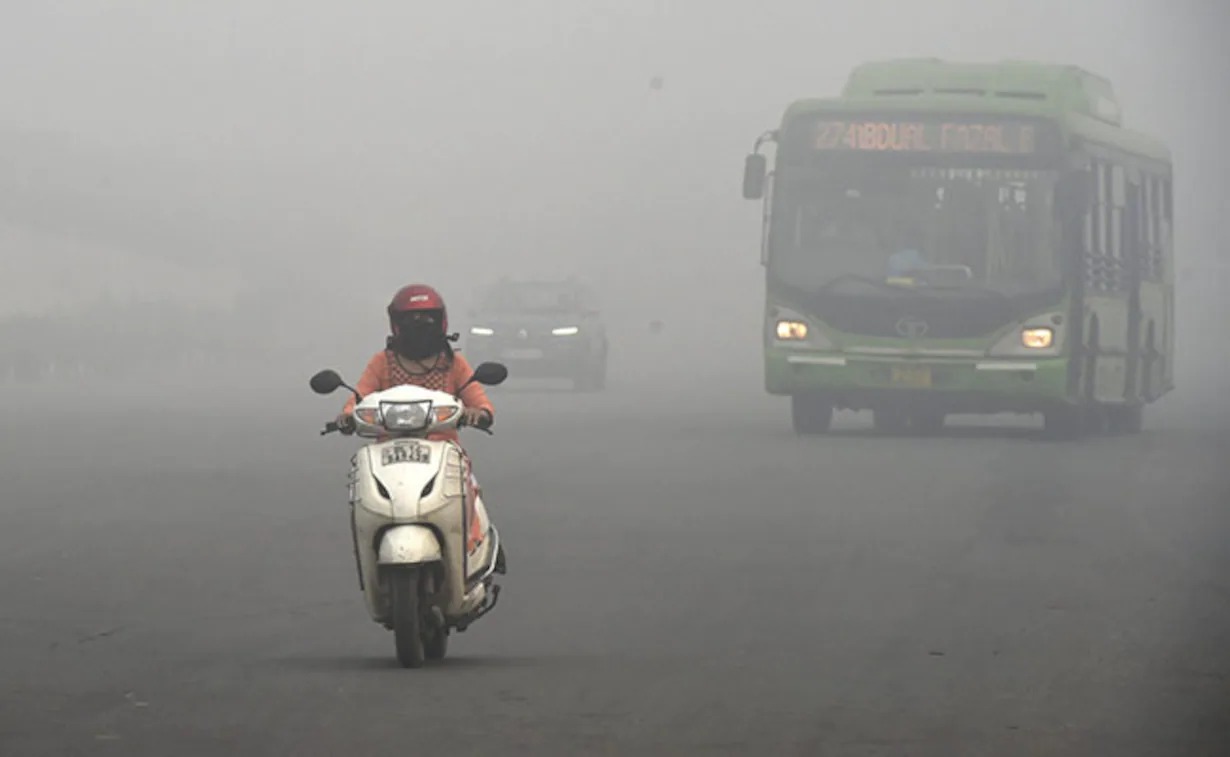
xmin=3 ymin=1 xmax=1225 ymax=403
xmin=5 ymin=2 xmax=1230 ymax=753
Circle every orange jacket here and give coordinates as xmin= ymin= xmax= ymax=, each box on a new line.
xmin=342 ymin=350 xmax=494 ymax=443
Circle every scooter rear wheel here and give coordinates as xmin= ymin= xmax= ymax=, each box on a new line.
xmin=392 ymin=568 xmax=426 ymax=668
xmin=425 ymin=628 xmax=448 ymax=660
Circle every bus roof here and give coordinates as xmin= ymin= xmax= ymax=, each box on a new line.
xmin=781 ymin=59 xmax=1171 ymax=163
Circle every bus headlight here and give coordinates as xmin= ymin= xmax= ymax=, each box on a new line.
xmin=1021 ymin=327 xmax=1054 ymax=349
xmin=776 ymin=320 xmax=809 ymax=341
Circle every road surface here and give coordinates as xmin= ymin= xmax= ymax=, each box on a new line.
xmin=2 ymin=376 xmax=1229 ymax=756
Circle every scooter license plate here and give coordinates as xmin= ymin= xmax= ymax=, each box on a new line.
xmin=890 ymin=364 xmax=932 ymax=388
xmin=381 ymin=442 xmax=431 ymax=466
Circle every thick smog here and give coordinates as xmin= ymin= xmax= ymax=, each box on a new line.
xmin=1 ymin=1 xmax=1228 ymax=754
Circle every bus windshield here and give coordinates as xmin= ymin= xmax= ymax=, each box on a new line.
xmin=768 ymin=165 xmax=1064 ymax=298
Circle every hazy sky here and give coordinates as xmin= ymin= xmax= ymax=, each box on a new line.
xmin=1 ymin=1 xmax=1224 ymax=320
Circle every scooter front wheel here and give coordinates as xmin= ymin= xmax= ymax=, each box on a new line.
xmin=422 ymin=570 xmax=448 ymax=661
xmin=392 ymin=568 xmax=426 ymax=668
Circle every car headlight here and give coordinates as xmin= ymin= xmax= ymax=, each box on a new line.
xmin=775 ymin=320 xmax=809 ymax=341
xmin=380 ymin=401 xmax=433 ymax=431
xmin=1021 ymin=327 xmax=1054 ymax=349
xmin=552 ymin=326 xmax=580 ymax=336
xmin=470 ymin=326 xmax=494 ymax=336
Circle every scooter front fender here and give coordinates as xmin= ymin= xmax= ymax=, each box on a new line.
xmin=378 ymin=525 xmax=443 ymax=566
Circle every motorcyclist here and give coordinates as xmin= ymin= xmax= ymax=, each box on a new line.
xmin=337 ymin=284 xmax=504 ymax=574
xmin=335 ymin=284 xmax=495 ymax=439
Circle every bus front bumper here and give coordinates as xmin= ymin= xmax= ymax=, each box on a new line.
xmin=765 ymin=351 xmax=1071 ymax=414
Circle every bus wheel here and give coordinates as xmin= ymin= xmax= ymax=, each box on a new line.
xmin=791 ymin=395 xmax=833 ymax=435
xmin=1139 ymin=336 xmax=1157 ymax=402
xmin=910 ymin=411 xmax=945 ymax=435
xmin=1084 ymin=406 xmax=1109 ymax=435
xmin=1042 ymin=408 xmax=1085 ymax=441
xmin=1107 ymin=404 xmax=1144 ymax=435
xmin=873 ymin=408 xmax=909 ymax=434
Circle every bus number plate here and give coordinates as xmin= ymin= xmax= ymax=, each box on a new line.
xmin=890 ymin=365 xmax=932 ymax=388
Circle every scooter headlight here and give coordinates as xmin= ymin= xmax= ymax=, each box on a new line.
xmin=379 ymin=401 xmax=433 ymax=432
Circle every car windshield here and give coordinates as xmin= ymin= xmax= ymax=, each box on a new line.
xmin=768 ymin=165 xmax=1064 ymax=297
xmin=481 ymin=283 xmax=581 ymax=313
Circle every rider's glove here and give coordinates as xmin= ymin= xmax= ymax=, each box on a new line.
xmin=461 ymin=407 xmax=493 ymax=429
xmin=336 ymin=412 xmax=357 ymax=436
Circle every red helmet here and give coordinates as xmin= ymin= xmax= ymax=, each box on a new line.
xmin=387 ymin=284 xmax=448 ymax=335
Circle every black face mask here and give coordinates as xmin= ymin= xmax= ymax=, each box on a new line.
xmin=391 ymin=320 xmax=448 ymax=360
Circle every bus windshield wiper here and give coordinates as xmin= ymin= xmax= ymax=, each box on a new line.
xmin=810 ymin=274 xmax=917 ymax=294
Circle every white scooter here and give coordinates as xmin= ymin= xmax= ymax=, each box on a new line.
xmin=309 ymin=362 xmax=509 ymax=668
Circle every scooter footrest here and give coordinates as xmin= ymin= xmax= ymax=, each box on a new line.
xmin=454 ymin=584 xmax=501 ymax=633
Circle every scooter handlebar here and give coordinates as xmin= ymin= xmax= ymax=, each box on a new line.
xmin=319 ymin=416 xmax=488 ymax=436
xmin=458 ymin=412 xmax=494 ymax=434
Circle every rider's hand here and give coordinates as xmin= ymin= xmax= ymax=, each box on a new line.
xmin=461 ymin=407 xmax=492 ymax=428
xmin=335 ymin=412 xmax=357 ymax=436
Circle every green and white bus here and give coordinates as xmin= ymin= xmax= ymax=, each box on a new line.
xmin=742 ymin=59 xmax=1174 ymax=438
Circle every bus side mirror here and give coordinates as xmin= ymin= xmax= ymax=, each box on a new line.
xmin=1056 ymin=171 xmax=1093 ymax=220
xmin=743 ymin=154 xmax=767 ymax=200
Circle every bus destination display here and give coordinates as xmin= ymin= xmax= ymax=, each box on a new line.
xmin=813 ymin=119 xmax=1043 ymax=155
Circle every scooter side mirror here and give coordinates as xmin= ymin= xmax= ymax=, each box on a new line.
xmin=465 ymin=362 xmax=509 ymax=388
xmin=310 ymin=369 xmax=345 ymax=395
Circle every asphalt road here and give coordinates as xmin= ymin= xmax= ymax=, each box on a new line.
xmin=2 ymin=375 xmax=1229 ymax=756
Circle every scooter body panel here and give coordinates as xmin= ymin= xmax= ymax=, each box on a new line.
xmin=378 ymin=525 xmax=442 ymax=565
xmin=349 ymin=435 xmax=496 ymax=626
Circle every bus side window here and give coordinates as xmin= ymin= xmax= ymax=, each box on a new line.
xmin=1092 ymin=161 xmax=1108 ymax=258
xmin=1087 ymin=169 xmax=1097 ymax=256
xmin=1142 ymin=179 xmax=1154 ymax=277
xmin=1126 ymin=176 xmax=1146 ymax=274
xmin=1085 ymin=161 xmax=1109 ymax=291
xmin=1159 ymin=178 xmax=1173 ymax=274
xmin=1146 ymin=176 xmax=1164 ymax=280
xmin=1110 ymin=164 xmax=1126 ymax=262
